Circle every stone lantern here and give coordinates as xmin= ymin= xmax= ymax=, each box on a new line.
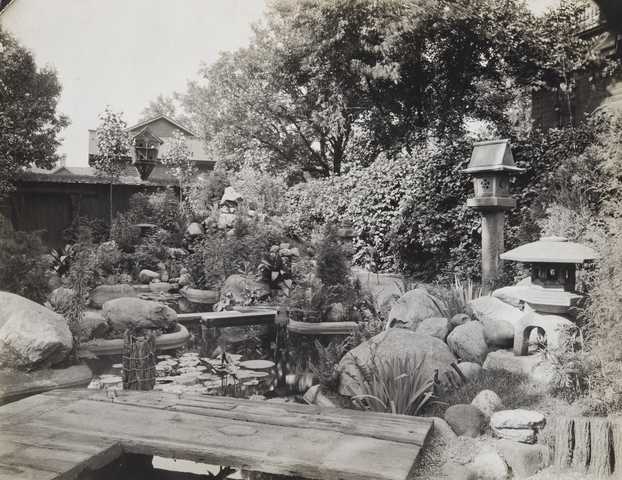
xmin=500 ymin=236 xmax=598 ymax=315
xmin=464 ymin=139 xmax=524 ymax=285
xmin=499 ymin=236 xmax=598 ymax=356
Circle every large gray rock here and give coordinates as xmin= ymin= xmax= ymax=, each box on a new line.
xmin=444 ymin=404 xmax=487 ymax=437
xmin=447 ymin=321 xmax=488 ymax=364
xmin=89 ymin=284 xmax=137 ymax=309
xmin=449 ymin=313 xmax=470 ymax=332
xmin=0 ymin=292 xmax=73 ymax=370
xmin=79 ymin=310 xmax=109 ymax=340
xmin=48 ymin=287 xmax=75 ymax=312
xmin=387 ymin=288 xmax=445 ymax=331
xmin=337 ymin=329 xmax=456 ymax=397
xmin=138 ymin=269 xmax=160 ymax=284
xmin=492 ymin=439 xmax=550 ymax=478
xmin=468 ymin=449 xmax=509 ymax=480
xmin=220 ymin=274 xmax=271 ymax=306
xmin=469 ymin=296 xmax=523 ymax=347
xmin=415 ymin=317 xmax=449 ymax=340
xmin=483 ymin=350 xmax=555 ymax=386
xmin=102 ymin=298 xmax=177 ymax=333
xmin=457 ymin=361 xmax=483 ymax=382
xmin=472 ymin=390 xmax=504 ymax=420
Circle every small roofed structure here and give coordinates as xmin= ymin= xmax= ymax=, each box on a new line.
xmin=500 ymin=236 xmax=599 ymax=314
xmin=464 ymin=139 xmax=525 ymax=211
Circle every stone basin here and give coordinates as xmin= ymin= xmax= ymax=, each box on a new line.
xmin=81 ymin=324 xmax=190 ymax=356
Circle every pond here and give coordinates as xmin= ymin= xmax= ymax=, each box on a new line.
xmin=79 ymin=322 xmax=316 ymax=480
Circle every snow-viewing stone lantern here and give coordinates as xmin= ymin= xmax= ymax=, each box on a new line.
xmin=500 ymin=236 xmax=598 ymax=315
xmin=464 ymin=139 xmax=524 ymax=285
xmin=499 ymin=236 xmax=598 ymax=356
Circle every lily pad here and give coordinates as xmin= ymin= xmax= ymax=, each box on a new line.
xmin=238 ymin=360 xmax=275 ymax=370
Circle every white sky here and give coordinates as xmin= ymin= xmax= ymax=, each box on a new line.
xmin=1 ymin=0 xmax=561 ymax=167
xmin=0 ymin=0 xmax=266 ymax=166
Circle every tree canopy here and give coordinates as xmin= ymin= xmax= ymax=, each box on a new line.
xmin=0 ymin=27 xmax=69 ymax=197
xmin=183 ymin=0 xmax=603 ymax=177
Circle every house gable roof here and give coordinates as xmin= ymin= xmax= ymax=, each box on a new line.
xmin=127 ymin=114 xmax=197 ymax=137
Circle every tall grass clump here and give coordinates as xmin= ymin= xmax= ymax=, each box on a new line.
xmin=352 ymin=356 xmax=434 ymax=416
xmin=428 ymin=276 xmax=483 ymax=318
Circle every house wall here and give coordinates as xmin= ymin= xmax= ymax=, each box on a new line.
xmin=9 ymin=182 xmax=171 ymax=248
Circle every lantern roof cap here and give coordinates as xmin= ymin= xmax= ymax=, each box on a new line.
xmin=500 ymin=236 xmax=599 ymax=264
xmin=463 ymin=139 xmax=525 ymax=174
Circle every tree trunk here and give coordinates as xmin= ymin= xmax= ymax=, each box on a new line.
xmin=109 ymin=181 xmax=113 ymax=229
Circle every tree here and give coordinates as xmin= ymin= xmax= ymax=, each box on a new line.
xmin=185 ymin=0 xmax=554 ymax=177
xmin=90 ymin=107 xmax=131 ymax=226
xmin=139 ymin=94 xmax=194 ymax=128
xmin=0 ymin=27 xmax=69 ymax=198
xmin=160 ymin=130 xmax=197 ymax=208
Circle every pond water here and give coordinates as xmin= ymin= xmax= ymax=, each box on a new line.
xmin=79 ymin=319 xmax=318 ymax=479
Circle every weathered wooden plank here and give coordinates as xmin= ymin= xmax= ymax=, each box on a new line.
xmin=287 ymin=319 xmax=358 ymax=335
xmin=72 ymin=389 xmax=432 ymax=446
xmin=28 ymin=395 xmax=423 ymax=480
xmin=0 ymin=425 xmax=122 ymax=480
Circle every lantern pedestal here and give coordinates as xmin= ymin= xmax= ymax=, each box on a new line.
xmin=481 ymin=210 xmax=506 ymax=287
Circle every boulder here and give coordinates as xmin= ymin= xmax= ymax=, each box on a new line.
xmin=79 ymin=310 xmax=109 ymax=340
xmin=220 ymin=186 xmax=243 ymax=205
xmin=220 ymin=274 xmax=271 ymax=306
xmin=387 ymin=288 xmax=445 ymax=331
xmin=0 ymin=292 xmax=73 ymax=369
xmin=89 ymin=284 xmax=137 ymax=309
xmin=450 ymin=313 xmax=470 ymax=331
xmin=472 ymin=390 xmax=504 ymax=419
xmin=444 ymin=404 xmax=487 ymax=437
xmin=430 ymin=417 xmax=458 ymax=445
xmin=483 ymin=350 xmax=554 ymax=386
xmin=469 ymin=296 xmax=523 ymax=347
xmin=139 ymin=269 xmax=160 ymax=284
xmin=457 ymin=361 xmax=483 ymax=382
xmin=490 ymin=409 xmax=546 ymax=430
xmin=492 ymin=439 xmax=550 ymax=478
xmin=415 ymin=317 xmax=449 ymax=340
xmin=102 ymin=298 xmax=177 ymax=333
xmin=337 ymin=329 xmax=457 ymax=397
xmin=468 ymin=449 xmax=509 ymax=480
xmin=186 ymin=222 xmax=203 ymax=236
xmin=447 ymin=321 xmax=488 ymax=364
xmin=48 ymin=287 xmax=75 ymax=312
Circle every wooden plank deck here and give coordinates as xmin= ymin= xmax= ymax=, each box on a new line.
xmin=0 ymin=389 xmax=433 ymax=480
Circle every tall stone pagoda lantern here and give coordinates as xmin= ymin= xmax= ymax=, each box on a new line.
xmin=464 ymin=139 xmax=524 ymax=285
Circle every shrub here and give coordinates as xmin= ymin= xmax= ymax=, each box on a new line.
xmin=315 ymin=225 xmax=350 ymax=286
xmin=186 ymin=165 xmax=229 ymax=218
xmin=230 ymin=162 xmax=288 ymax=216
xmin=0 ymin=219 xmax=50 ymax=303
xmin=185 ymin=233 xmax=227 ymax=290
xmin=110 ymin=212 xmax=141 ymax=252
xmin=581 ymin=209 xmax=622 ymax=411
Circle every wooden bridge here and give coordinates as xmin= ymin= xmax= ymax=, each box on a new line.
xmin=178 ymin=309 xmax=359 ymax=335
xmin=0 ymin=389 xmax=433 ymax=480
